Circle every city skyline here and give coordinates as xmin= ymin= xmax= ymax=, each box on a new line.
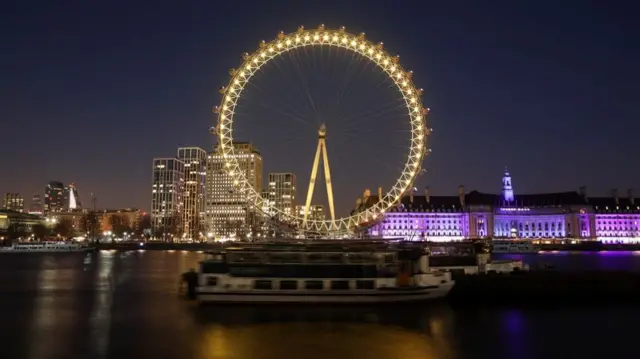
xmin=1 ymin=2 xmax=639 ymax=211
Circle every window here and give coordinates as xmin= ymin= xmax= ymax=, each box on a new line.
xmin=279 ymin=280 xmax=298 ymax=290
xmin=330 ymin=280 xmax=350 ymax=290
xmin=254 ymin=280 xmax=273 ymax=290
xmin=305 ymin=280 xmax=324 ymax=290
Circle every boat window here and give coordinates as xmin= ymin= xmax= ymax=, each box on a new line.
xmin=330 ymin=280 xmax=350 ymax=290
xmin=227 ymin=252 xmax=264 ymax=263
xmin=324 ymin=253 xmax=344 ymax=264
xmin=346 ymin=254 xmax=376 ymax=264
xmin=383 ymin=254 xmax=396 ymax=264
xmin=279 ymin=280 xmax=298 ymax=290
xmin=304 ymin=280 xmax=324 ymax=290
xmin=355 ymin=280 xmax=375 ymax=290
xmin=267 ymin=253 xmax=303 ymax=263
xmin=306 ymin=253 xmax=327 ymax=263
xmin=254 ymin=280 xmax=273 ymax=290
xmin=206 ymin=277 xmax=218 ymax=286
xmin=201 ymin=262 xmax=228 ymax=274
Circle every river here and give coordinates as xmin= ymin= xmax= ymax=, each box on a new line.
xmin=1 ymin=250 xmax=638 ymax=359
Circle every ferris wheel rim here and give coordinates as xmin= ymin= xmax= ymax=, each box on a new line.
xmin=213 ymin=25 xmax=430 ymax=235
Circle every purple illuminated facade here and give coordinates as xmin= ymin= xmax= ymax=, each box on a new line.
xmin=360 ymin=170 xmax=640 ymax=243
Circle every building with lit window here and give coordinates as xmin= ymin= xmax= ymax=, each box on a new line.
xmin=2 ymin=193 xmax=24 ymax=212
xmin=29 ymin=193 xmax=43 ymax=214
xmin=44 ymin=181 xmax=65 ymax=214
xmin=151 ymin=158 xmax=185 ymax=239
xmin=362 ymin=168 xmax=640 ymax=243
xmin=205 ymin=142 xmax=263 ymax=239
xmin=64 ymin=183 xmax=81 ymax=211
xmin=295 ymin=204 xmax=325 ymax=221
xmin=266 ymin=173 xmax=296 ymax=217
xmin=178 ymin=147 xmax=207 ymax=239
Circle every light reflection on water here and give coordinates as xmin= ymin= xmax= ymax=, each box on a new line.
xmin=1 ymin=251 xmax=640 ymax=359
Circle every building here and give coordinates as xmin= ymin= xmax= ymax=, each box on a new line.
xmin=177 ymin=147 xmax=207 ymax=239
xmin=205 ymin=142 xmax=263 ymax=239
xmin=267 ymin=173 xmax=296 ymax=217
xmin=97 ymin=208 xmax=141 ymax=233
xmin=151 ymin=158 xmax=185 ymax=239
xmin=0 ymin=209 xmax=45 ymax=235
xmin=295 ymin=204 xmax=325 ymax=221
xmin=2 ymin=193 xmax=24 ymax=212
xmin=44 ymin=181 xmax=65 ymax=214
xmin=64 ymin=183 xmax=81 ymax=211
xmin=363 ymin=168 xmax=640 ymax=243
xmin=29 ymin=193 xmax=43 ymax=214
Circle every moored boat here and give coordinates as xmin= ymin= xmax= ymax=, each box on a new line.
xmin=196 ymin=241 xmax=454 ymax=304
xmin=0 ymin=241 xmax=91 ymax=253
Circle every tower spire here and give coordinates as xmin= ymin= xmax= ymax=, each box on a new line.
xmin=502 ymin=166 xmax=514 ymax=202
xmin=303 ymin=123 xmax=336 ymax=229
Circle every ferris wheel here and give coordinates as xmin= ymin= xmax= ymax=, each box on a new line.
xmin=213 ymin=24 xmax=431 ymax=237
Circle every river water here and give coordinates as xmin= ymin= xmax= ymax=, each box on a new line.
xmin=1 ymin=250 xmax=638 ymax=359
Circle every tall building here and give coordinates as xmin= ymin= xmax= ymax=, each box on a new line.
xmin=205 ymin=142 xmax=263 ymax=239
xmin=64 ymin=183 xmax=81 ymax=211
xmin=2 ymin=193 xmax=24 ymax=212
xmin=44 ymin=181 xmax=65 ymax=214
xmin=151 ymin=158 xmax=185 ymax=239
xmin=177 ymin=147 xmax=207 ymax=239
xmin=29 ymin=193 xmax=43 ymax=214
xmin=267 ymin=173 xmax=296 ymax=216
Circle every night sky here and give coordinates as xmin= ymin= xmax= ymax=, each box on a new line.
xmin=2 ymin=0 xmax=639 ymax=213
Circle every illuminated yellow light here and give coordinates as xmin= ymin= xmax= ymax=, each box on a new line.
xmin=276 ymin=43 xmax=282 ymax=48
xmin=313 ymin=34 xmax=319 ymax=40
xmin=332 ymin=35 xmax=339 ymax=41
xmin=285 ymin=39 xmax=291 ymax=45
xmin=323 ymin=34 xmax=329 ymax=41
xmin=295 ymin=36 xmax=301 ymax=42
xmin=350 ymin=40 xmax=356 ymax=46
xmin=304 ymin=35 xmax=310 ymax=41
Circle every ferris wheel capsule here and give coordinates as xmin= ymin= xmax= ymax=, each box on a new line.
xmin=242 ymin=52 xmax=250 ymax=60
xmin=277 ymin=31 xmax=285 ymax=39
xmin=339 ymin=26 xmax=346 ymax=32
xmin=297 ymin=26 xmax=305 ymax=33
xmin=212 ymin=106 xmax=220 ymax=114
xmin=358 ymin=32 xmax=366 ymax=41
xmin=376 ymin=42 xmax=384 ymax=50
xmin=259 ymin=40 xmax=267 ymax=48
xmin=318 ymin=24 xmax=325 ymax=31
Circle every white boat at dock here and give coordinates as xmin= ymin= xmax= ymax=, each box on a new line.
xmin=196 ymin=241 xmax=454 ymax=304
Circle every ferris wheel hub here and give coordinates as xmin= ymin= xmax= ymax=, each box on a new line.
xmin=318 ymin=123 xmax=327 ymax=138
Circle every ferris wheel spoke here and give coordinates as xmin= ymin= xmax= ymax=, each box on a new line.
xmin=244 ymin=76 xmax=311 ymax=121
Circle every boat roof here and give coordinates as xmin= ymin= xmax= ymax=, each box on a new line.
xmin=206 ymin=240 xmax=426 ymax=254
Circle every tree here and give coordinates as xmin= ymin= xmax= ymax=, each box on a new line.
xmin=54 ymin=219 xmax=73 ymax=239
xmin=80 ymin=212 xmax=100 ymax=239
xmin=32 ymin=223 xmax=48 ymax=240
xmin=109 ymin=214 xmax=132 ymax=238
xmin=135 ymin=214 xmax=151 ymax=238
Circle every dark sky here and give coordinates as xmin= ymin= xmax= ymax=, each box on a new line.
xmin=1 ymin=0 xmax=639 ymax=213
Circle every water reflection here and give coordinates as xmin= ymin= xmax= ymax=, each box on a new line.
xmin=2 ymin=251 xmax=640 ymax=359
xmin=193 ymin=305 xmax=456 ymax=359
xmin=89 ymin=251 xmax=115 ymax=358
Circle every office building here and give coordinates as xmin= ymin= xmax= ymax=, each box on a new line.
xmin=29 ymin=193 xmax=43 ymax=214
xmin=151 ymin=158 xmax=185 ymax=239
xmin=205 ymin=142 xmax=263 ymax=239
xmin=295 ymin=204 xmax=325 ymax=221
xmin=2 ymin=193 xmax=24 ymax=212
xmin=44 ymin=181 xmax=65 ymax=214
xmin=64 ymin=183 xmax=81 ymax=211
xmin=267 ymin=173 xmax=296 ymax=217
xmin=177 ymin=147 xmax=207 ymax=239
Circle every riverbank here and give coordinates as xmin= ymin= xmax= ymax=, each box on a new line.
xmin=448 ymin=270 xmax=640 ymax=305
